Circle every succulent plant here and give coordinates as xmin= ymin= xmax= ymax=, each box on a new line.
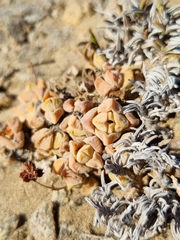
xmin=0 ymin=0 xmax=180 ymax=239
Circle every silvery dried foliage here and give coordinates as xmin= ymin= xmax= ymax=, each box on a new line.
xmin=86 ymin=127 xmax=180 ymax=240
xmin=96 ymin=0 xmax=180 ymax=66
xmin=86 ymin=1 xmax=180 ymax=239
xmin=124 ymin=65 xmax=180 ymax=121
xmin=96 ymin=0 xmax=180 ymax=122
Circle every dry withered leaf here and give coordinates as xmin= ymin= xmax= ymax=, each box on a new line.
xmin=20 ymin=161 xmax=44 ymax=182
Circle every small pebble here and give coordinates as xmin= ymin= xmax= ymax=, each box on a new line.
xmin=169 ymin=139 xmax=180 ymax=151
xmin=51 ymin=189 xmax=67 ymax=204
xmin=61 ymin=0 xmax=83 ymax=25
xmin=26 ymin=235 xmax=35 ymax=240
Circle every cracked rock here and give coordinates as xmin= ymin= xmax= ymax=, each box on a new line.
xmin=29 ymin=201 xmax=56 ymax=240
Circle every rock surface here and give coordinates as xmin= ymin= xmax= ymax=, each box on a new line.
xmin=29 ymin=201 xmax=56 ymax=240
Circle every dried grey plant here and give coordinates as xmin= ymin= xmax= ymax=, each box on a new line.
xmin=86 ymin=124 xmax=180 ymax=240
xmin=124 ymin=65 xmax=180 ymax=121
xmin=97 ymin=0 xmax=180 ymax=66
xmin=85 ymin=1 xmax=180 ymax=240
